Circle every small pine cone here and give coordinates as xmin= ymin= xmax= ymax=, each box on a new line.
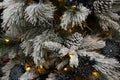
xmin=93 ymin=0 xmax=113 ymax=14
xmin=65 ymin=32 xmax=83 ymax=49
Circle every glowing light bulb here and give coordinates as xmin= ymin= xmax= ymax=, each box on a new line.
xmin=105 ymin=31 xmax=110 ymax=36
xmin=92 ymin=71 xmax=100 ymax=78
xmin=26 ymin=66 xmax=31 ymax=71
xmin=69 ymin=51 xmax=75 ymax=58
xmin=5 ymin=38 xmax=10 ymax=43
xmin=71 ymin=5 xmax=77 ymax=9
xmin=25 ymin=63 xmax=31 ymax=71
xmin=68 ymin=28 xmax=72 ymax=33
xmin=39 ymin=65 xmax=43 ymax=69
xmin=64 ymin=67 xmax=68 ymax=71
xmin=69 ymin=54 xmax=74 ymax=58
xmin=37 ymin=65 xmax=46 ymax=73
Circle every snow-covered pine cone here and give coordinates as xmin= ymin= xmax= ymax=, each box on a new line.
xmin=65 ymin=0 xmax=113 ymax=13
xmin=93 ymin=0 xmax=113 ymax=14
xmin=64 ymin=32 xmax=83 ymax=49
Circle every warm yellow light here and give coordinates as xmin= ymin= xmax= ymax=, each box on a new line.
xmin=69 ymin=51 xmax=75 ymax=58
xmin=39 ymin=65 xmax=43 ymax=69
xmin=71 ymin=5 xmax=77 ymax=9
xmin=64 ymin=67 xmax=68 ymax=71
xmin=26 ymin=67 xmax=31 ymax=71
xmin=69 ymin=54 xmax=74 ymax=58
xmin=5 ymin=38 xmax=10 ymax=43
xmin=104 ymin=31 xmax=110 ymax=36
xmin=92 ymin=71 xmax=100 ymax=78
xmin=37 ymin=65 xmax=46 ymax=73
xmin=68 ymin=28 xmax=72 ymax=33
xmin=25 ymin=63 xmax=31 ymax=71
xmin=37 ymin=65 xmax=44 ymax=71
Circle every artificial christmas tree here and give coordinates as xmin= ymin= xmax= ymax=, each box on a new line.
xmin=0 ymin=0 xmax=120 ymax=80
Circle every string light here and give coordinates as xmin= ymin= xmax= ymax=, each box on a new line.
xmin=39 ymin=65 xmax=43 ymax=69
xmin=104 ymin=31 xmax=111 ymax=37
xmin=65 ymin=4 xmax=77 ymax=9
xmin=4 ymin=38 xmax=10 ymax=43
xmin=25 ymin=64 xmax=31 ymax=71
xmin=68 ymin=28 xmax=72 ymax=33
xmin=37 ymin=64 xmax=46 ymax=73
xmin=71 ymin=5 xmax=77 ymax=9
xmin=92 ymin=71 xmax=100 ymax=78
xmin=26 ymin=67 xmax=31 ymax=71
xmin=64 ymin=67 xmax=68 ymax=71
xmin=37 ymin=65 xmax=44 ymax=71
xmin=69 ymin=50 xmax=75 ymax=58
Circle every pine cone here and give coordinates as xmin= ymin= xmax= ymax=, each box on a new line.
xmin=65 ymin=32 xmax=83 ymax=49
xmin=93 ymin=0 xmax=113 ymax=14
